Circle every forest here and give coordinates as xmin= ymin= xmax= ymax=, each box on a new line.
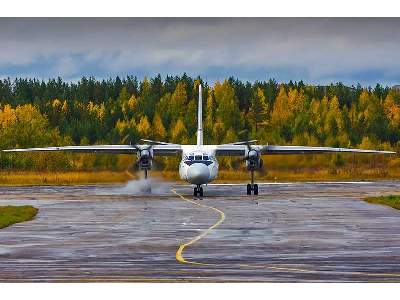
xmin=0 ymin=74 xmax=399 ymax=176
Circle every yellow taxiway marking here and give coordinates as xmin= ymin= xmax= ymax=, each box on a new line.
xmin=172 ymin=188 xmax=225 ymax=265
xmin=172 ymin=188 xmax=400 ymax=278
xmin=125 ymin=170 xmax=135 ymax=179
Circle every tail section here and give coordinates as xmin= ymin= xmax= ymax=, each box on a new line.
xmin=197 ymin=84 xmax=203 ymax=146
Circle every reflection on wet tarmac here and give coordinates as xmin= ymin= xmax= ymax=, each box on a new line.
xmin=1 ymin=181 xmax=400 ymax=282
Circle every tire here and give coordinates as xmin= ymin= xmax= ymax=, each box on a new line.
xmin=247 ymin=184 xmax=251 ymax=195
xmin=194 ymin=187 xmax=198 ymax=197
xmin=254 ymin=184 xmax=259 ymax=195
xmin=199 ymin=187 xmax=204 ymax=197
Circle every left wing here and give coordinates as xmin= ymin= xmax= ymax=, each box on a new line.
xmin=215 ymin=144 xmax=395 ymax=156
xmin=2 ymin=144 xmax=182 ymax=156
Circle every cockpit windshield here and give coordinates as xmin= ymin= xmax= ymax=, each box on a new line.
xmin=184 ymin=153 xmax=213 ymax=165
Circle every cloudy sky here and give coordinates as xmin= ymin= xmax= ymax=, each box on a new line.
xmin=0 ymin=18 xmax=399 ymax=86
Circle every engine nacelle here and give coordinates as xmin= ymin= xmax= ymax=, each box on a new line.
xmin=137 ymin=148 xmax=153 ymax=170
xmin=245 ymin=148 xmax=262 ymax=171
xmin=246 ymin=158 xmax=262 ymax=171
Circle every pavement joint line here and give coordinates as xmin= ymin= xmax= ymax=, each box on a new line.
xmin=171 ymin=187 xmax=400 ymax=278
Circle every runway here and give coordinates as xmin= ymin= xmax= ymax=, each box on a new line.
xmin=1 ymin=181 xmax=400 ymax=282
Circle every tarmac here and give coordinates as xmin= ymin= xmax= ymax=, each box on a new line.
xmin=1 ymin=180 xmax=400 ymax=282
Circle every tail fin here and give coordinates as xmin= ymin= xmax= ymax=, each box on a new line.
xmin=197 ymin=84 xmax=203 ymax=146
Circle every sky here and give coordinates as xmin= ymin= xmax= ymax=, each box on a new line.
xmin=0 ymin=18 xmax=399 ymax=87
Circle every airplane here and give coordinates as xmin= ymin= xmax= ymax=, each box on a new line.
xmin=2 ymin=84 xmax=396 ymax=197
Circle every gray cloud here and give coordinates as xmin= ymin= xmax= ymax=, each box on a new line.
xmin=0 ymin=18 xmax=399 ymax=86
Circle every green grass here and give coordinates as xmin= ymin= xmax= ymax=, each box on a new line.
xmin=364 ymin=195 xmax=400 ymax=210
xmin=0 ymin=205 xmax=38 ymax=229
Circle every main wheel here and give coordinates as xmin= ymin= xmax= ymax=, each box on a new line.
xmin=194 ymin=187 xmax=198 ymax=196
xmin=247 ymin=184 xmax=251 ymax=195
xmin=199 ymin=187 xmax=204 ymax=197
xmin=254 ymin=184 xmax=259 ymax=195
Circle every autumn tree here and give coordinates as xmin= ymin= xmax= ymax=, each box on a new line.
xmin=214 ymin=80 xmax=241 ymax=132
xmin=169 ymin=82 xmax=187 ymax=122
xmin=137 ymin=115 xmax=151 ymax=139
xmin=248 ymin=87 xmax=269 ymax=134
xmin=152 ymin=113 xmax=167 ymax=141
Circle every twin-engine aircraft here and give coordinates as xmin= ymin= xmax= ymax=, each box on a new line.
xmin=3 ymin=85 xmax=395 ymax=197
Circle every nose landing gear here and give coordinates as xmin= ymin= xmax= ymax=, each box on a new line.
xmin=194 ymin=185 xmax=204 ymax=197
xmin=246 ymin=170 xmax=259 ymax=195
xmin=247 ymin=183 xmax=258 ymax=195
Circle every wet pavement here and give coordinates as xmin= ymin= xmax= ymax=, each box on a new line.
xmin=1 ymin=181 xmax=400 ymax=282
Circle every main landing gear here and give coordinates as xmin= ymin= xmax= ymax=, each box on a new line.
xmin=247 ymin=170 xmax=259 ymax=195
xmin=194 ymin=185 xmax=204 ymax=197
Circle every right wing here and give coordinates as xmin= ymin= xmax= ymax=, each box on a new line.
xmin=2 ymin=144 xmax=182 ymax=156
xmin=215 ymin=144 xmax=395 ymax=156
xmin=258 ymin=145 xmax=396 ymax=155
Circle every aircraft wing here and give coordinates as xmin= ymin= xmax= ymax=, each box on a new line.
xmin=215 ymin=144 xmax=395 ymax=156
xmin=2 ymin=144 xmax=182 ymax=156
xmin=259 ymin=145 xmax=396 ymax=155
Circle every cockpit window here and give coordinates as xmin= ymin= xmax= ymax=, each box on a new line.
xmin=184 ymin=153 xmax=213 ymax=166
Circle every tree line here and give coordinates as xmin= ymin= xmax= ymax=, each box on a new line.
xmin=0 ymin=74 xmax=399 ymax=171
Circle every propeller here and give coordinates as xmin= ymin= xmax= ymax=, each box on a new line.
xmin=133 ymin=144 xmax=153 ymax=170
xmin=130 ymin=144 xmax=164 ymax=173
xmin=242 ymin=142 xmax=263 ymax=171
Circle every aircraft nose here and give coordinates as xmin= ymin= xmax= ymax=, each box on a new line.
xmin=187 ymin=163 xmax=210 ymax=184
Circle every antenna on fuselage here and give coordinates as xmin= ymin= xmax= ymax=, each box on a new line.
xmin=197 ymin=83 xmax=203 ymax=146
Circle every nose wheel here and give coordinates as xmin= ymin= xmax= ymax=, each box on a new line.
xmin=247 ymin=170 xmax=259 ymax=195
xmin=194 ymin=185 xmax=204 ymax=197
xmin=246 ymin=183 xmax=258 ymax=195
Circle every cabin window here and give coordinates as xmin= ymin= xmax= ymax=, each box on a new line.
xmin=188 ymin=155 xmax=194 ymax=160
xmin=195 ymin=155 xmax=202 ymax=160
xmin=203 ymin=155 xmax=209 ymax=160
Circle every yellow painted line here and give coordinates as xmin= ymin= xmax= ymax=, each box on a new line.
xmin=172 ymin=188 xmax=400 ymax=278
xmin=125 ymin=170 xmax=135 ymax=179
xmin=172 ymin=188 xmax=225 ymax=265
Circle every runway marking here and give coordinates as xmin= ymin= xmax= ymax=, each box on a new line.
xmin=172 ymin=188 xmax=225 ymax=265
xmin=125 ymin=170 xmax=135 ymax=179
xmin=172 ymin=188 xmax=400 ymax=279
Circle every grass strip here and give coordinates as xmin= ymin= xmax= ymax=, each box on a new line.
xmin=364 ymin=195 xmax=400 ymax=210
xmin=0 ymin=205 xmax=38 ymax=229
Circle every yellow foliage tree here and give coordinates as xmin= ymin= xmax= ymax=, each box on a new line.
xmin=384 ymin=91 xmax=400 ymax=128
xmin=122 ymin=94 xmax=137 ymax=118
xmin=248 ymin=87 xmax=269 ymax=133
xmin=137 ymin=115 xmax=151 ymax=138
xmin=171 ymin=118 xmax=188 ymax=144
xmin=152 ymin=113 xmax=166 ymax=140
xmin=169 ymin=82 xmax=187 ymax=122
xmin=271 ymin=85 xmax=290 ymax=126
xmin=214 ymin=80 xmax=241 ymax=131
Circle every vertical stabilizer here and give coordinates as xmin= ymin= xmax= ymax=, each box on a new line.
xmin=197 ymin=84 xmax=203 ymax=146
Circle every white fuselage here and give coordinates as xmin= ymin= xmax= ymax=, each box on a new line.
xmin=179 ymin=145 xmax=219 ymax=185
